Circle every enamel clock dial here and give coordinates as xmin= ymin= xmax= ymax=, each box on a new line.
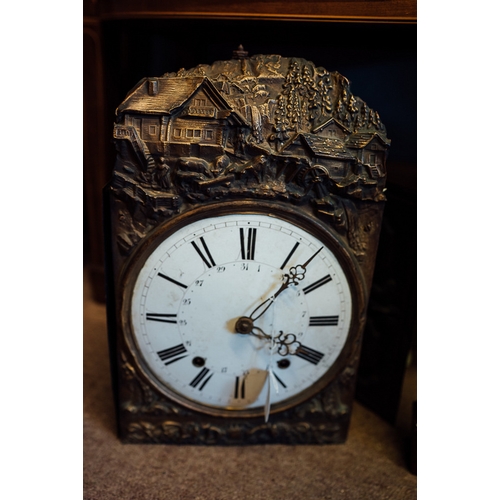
xmin=124 ymin=207 xmax=355 ymax=417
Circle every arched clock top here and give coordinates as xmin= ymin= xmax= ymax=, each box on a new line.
xmin=111 ymin=53 xmax=390 ymax=263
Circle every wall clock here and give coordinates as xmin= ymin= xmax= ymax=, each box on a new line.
xmin=105 ymin=49 xmax=390 ymax=444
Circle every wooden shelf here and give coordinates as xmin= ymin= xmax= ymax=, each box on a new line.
xmin=95 ymin=0 xmax=416 ymax=24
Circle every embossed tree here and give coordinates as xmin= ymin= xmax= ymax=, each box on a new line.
xmin=334 ymin=76 xmax=351 ymax=127
xmin=278 ymin=60 xmax=326 ymax=134
xmin=273 ymin=94 xmax=290 ymax=147
xmin=356 ymin=102 xmax=370 ymax=130
xmin=336 ymin=88 xmax=351 ymax=127
xmin=303 ymin=64 xmax=321 ymax=124
xmin=318 ymin=72 xmax=333 ymax=116
xmin=282 ymin=60 xmax=303 ymax=132
xmin=348 ymin=95 xmax=359 ymax=119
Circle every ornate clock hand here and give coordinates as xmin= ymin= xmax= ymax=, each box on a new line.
xmin=235 ymin=321 xmax=301 ymax=356
xmin=274 ymin=331 xmax=303 ymax=356
xmin=249 ymin=246 xmax=324 ymax=321
xmin=274 ymin=331 xmax=325 ymax=365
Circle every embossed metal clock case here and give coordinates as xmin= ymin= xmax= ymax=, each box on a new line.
xmin=104 ymin=50 xmax=390 ymax=444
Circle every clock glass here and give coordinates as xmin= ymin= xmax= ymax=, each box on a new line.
xmin=127 ymin=210 xmax=353 ymax=416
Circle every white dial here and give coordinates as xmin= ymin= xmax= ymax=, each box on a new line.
xmin=128 ymin=212 xmax=353 ymax=415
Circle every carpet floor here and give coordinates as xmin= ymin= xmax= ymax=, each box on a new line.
xmin=83 ymin=269 xmax=416 ymax=500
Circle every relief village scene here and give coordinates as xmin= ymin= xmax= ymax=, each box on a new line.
xmin=111 ymin=50 xmax=390 ymax=234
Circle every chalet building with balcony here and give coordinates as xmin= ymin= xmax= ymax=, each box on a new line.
xmin=346 ymin=133 xmax=391 ymax=178
xmin=280 ymin=132 xmax=356 ymax=180
xmin=115 ymin=77 xmax=250 ymax=162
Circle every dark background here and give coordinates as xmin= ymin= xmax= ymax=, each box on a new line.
xmin=84 ymin=17 xmax=416 ymax=427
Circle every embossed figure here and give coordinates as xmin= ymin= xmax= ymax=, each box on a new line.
xmin=154 ymin=157 xmax=172 ymax=189
xmin=211 ymin=154 xmax=231 ymax=177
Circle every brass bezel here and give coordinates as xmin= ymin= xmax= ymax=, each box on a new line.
xmin=118 ymin=199 xmax=367 ymax=419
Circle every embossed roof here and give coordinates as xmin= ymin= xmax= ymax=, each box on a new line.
xmin=117 ymin=77 xmax=241 ymax=119
xmin=346 ymin=133 xmax=391 ymax=149
xmin=283 ymin=133 xmax=356 ymax=160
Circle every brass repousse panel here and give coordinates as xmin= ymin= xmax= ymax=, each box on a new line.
xmin=105 ymin=51 xmax=390 ymax=444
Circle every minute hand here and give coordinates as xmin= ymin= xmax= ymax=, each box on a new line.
xmin=249 ymin=246 xmax=323 ymax=321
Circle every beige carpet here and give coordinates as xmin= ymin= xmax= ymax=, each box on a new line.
xmin=83 ymin=269 xmax=416 ymax=499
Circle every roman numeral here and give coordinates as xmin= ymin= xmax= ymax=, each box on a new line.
xmin=191 ymin=236 xmax=216 ymax=268
xmin=272 ymin=371 xmax=287 ymax=389
xmin=234 ymin=376 xmax=246 ymax=399
xmin=146 ymin=313 xmax=177 ymax=324
xmin=157 ymin=344 xmax=188 ymax=365
xmin=295 ymin=345 xmax=325 ymax=365
xmin=303 ymin=275 xmax=333 ymax=295
xmin=309 ymin=315 xmax=339 ymax=326
xmin=190 ymin=367 xmax=213 ymax=390
xmin=280 ymin=242 xmax=300 ymax=270
xmin=240 ymin=227 xmax=257 ymax=260
xmin=158 ymin=272 xmax=188 ymax=289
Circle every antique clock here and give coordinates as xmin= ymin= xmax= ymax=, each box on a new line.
xmin=104 ymin=49 xmax=390 ymax=444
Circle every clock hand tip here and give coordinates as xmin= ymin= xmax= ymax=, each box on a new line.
xmin=299 ymin=245 xmax=323 ymax=270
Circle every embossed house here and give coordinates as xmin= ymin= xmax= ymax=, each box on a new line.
xmin=115 ymin=77 xmax=249 ymax=160
xmin=312 ymin=116 xmax=351 ymax=141
xmin=346 ymin=133 xmax=391 ymax=178
xmin=280 ymin=133 xmax=356 ymax=179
